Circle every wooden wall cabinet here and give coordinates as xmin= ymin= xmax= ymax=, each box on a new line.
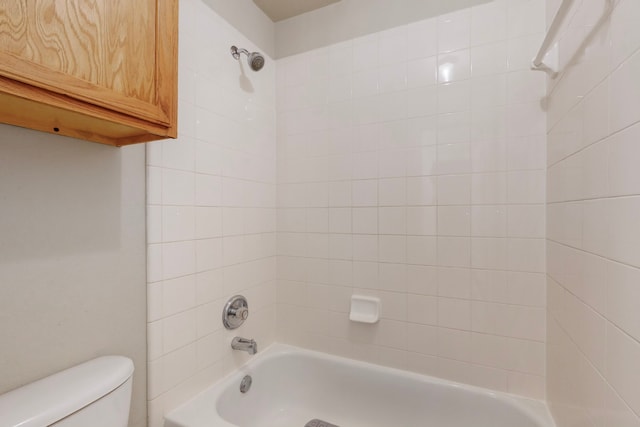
xmin=0 ymin=1 xmax=178 ymax=146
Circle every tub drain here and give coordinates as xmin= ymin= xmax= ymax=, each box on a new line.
xmin=305 ymin=420 xmax=339 ymax=427
xmin=239 ymin=375 xmax=252 ymax=393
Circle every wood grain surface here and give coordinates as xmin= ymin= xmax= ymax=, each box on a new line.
xmin=0 ymin=0 xmax=178 ymax=145
xmin=0 ymin=0 xmax=156 ymax=104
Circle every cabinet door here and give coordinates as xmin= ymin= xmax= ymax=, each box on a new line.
xmin=0 ymin=0 xmax=177 ymax=144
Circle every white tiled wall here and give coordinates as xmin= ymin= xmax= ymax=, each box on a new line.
xmin=276 ymin=0 xmax=547 ymax=399
xmin=145 ymin=0 xmax=277 ymax=424
xmin=545 ymin=0 xmax=640 ymax=425
xmin=142 ymin=0 xmax=640 ymax=420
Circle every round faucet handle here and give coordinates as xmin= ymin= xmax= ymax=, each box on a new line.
xmin=223 ymin=295 xmax=250 ymax=329
xmin=236 ymin=306 xmax=249 ymax=320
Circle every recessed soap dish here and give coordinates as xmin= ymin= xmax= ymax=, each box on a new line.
xmin=349 ymin=295 xmax=380 ymax=324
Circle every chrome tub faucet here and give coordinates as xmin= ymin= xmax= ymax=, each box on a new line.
xmin=231 ymin=337 xmax=257 ymax=355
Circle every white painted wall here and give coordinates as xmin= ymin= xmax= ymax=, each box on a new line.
xmin=0 ymin=126 xmax=147 ymax=427
xmin=275 ymin=0 xmax=494 ymax=58
xmin=201 ymin=0 xmax=276 ymax=58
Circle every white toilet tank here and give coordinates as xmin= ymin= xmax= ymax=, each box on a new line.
xmin=0 ymin=356 xmax=134 ymax=427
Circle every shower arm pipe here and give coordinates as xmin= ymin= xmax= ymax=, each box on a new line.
xmin=231 ymin=46 xmax=250 ymax=59
xmin=531 ymin=0 xmax=614 ymax=76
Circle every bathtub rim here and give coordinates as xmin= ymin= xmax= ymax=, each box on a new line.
xmin=164 ymin=342 xmax=555 ymax=427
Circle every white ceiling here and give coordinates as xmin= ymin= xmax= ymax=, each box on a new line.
xmin=253 ymin=0 xmax=341 ymax=22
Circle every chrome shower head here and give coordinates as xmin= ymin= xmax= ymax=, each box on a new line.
xmin=231 ymin=46 xmax=265 ymax=71
xmin=247 ymin=51 xmax=265 ymax=71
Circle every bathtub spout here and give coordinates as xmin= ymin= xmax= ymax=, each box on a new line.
xmin=231 ymin=337 xmax=258 ymax=355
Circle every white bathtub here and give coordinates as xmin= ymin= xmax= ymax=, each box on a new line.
xmin=165 ymin=344 xmax=555 ymax=427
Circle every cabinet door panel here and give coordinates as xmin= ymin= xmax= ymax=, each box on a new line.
xmin=103 ymin=1 xmax=156 ymax=104
xmin=0 ymin=1 xmax=106 ymax=84
xmin=0 ymin=0 xmax=168 ymax=124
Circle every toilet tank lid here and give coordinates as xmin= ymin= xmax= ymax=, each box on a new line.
xmin=0 ymin=356 xmax=134 ymax=427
